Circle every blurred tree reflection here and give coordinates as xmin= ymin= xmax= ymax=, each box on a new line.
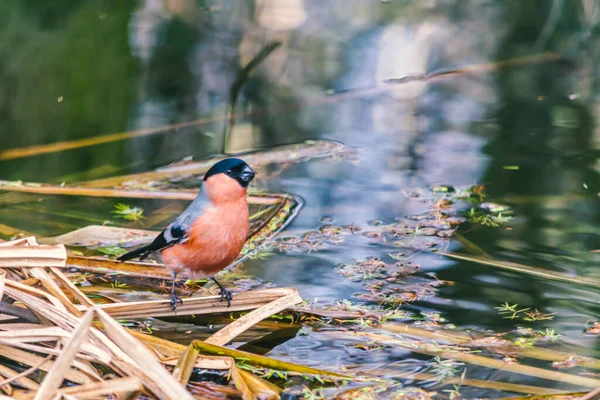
xmin=0 ymin=0 xmax=139 ymax=180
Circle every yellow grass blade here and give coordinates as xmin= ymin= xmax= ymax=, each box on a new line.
xmin=230 ymin=366 xmax=254 ymax=400
xmin=237 ymin=368 xmax=281 ymax=399
xmin=171 ymin=344 xmax=200 ymax=385
xmin=191 ymin=340 xmax=351 ymax=379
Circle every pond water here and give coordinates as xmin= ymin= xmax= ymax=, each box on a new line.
xmin=1 ymin=1 xmax=599 ymax=398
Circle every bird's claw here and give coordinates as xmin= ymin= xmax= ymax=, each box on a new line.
xmin=170 ymin=294 xmax=183 ymax=310
xmin=219 ymin=287 xmax=232 ymax=307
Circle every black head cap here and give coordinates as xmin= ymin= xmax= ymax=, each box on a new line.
xmin=203 ymin=158 xmax=255 ymax=187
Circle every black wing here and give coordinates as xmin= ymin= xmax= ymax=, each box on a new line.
xmin=117 ymin=189 xmax=210 ymax=262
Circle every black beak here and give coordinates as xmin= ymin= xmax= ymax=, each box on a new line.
xmin=239 ymin=165 xmax=255 ymax=183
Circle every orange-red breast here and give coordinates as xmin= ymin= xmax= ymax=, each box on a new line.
xmin=118 ymin=158 xmax=256 ymax=309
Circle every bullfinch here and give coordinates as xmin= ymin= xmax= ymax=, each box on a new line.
xmin=117 ymin=158 xmax=256 ymax=309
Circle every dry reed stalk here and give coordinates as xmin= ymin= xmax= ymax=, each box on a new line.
xmin=382 ymin=323 xmax=600 ymax=370
xmin=80 ymin=140 xmax=346 ymax=188
xmin=94 ymin=287 xmax=300 ymax=318
xmin=52 ymin=225 xmax=157 ymax=248
xmin=30 ymin=268 xmax=82 ymax=317
xmin=5 ymin=279 xmax=67 ymax=314
xmin=0 ymin=106 xmax=344 ymax=163
xmin=0 ymin=364 xmax=39 ymax=391
xmin=5 ymin=341 xmax=102 ymax=381
xmin=0 ymin=326 xmax=70 ymax=342
xmin=61 ymin=377 xmax=143 ymax=399
xmin=224 ymin=363 xmax=281 ymax=400
xmin=48 ymin=268 xmax=95 ymax=308
xmin=134 ymin=327 xmax=350 ymax=381
xmin=34 ymin=309 xmax=94 ymax=400
xmin=0 ymin=346 xmax=91 ymax=385
xmin=131 ymin=331 xmax=234 ymax=370
xmin=0 ymin=183 xmax=280 ymax=205
xmin=0 ymin=238 xmax=70 ymax=315
xmin=0 ymin=246 xmax=66 ymax=268
xmin=0 ymin=352 xmax=52 ymax=390
xmin=0 ymin=271 xmax=4 ymax=308
xmin=237 ymin=368 xmax=281 ymax=399
xmin=67 ymin=255 xmax=171 ymax=280
xmin=171 ymin=344 xmax=200 ymax=385
xmin=190 ymin=340 xmax=351 ymax=379
xmin=0 ymin=236 xmax=306 ymax=398
xmin=171 ymin=289 xmax=301 ymax=388
xmin=229 ymin=366 xmax=254 ymax=400
xmin=381 ymin=53 xmax=563 ymax=86
xmin=204 ymin=288 xmax=302 ymax=346
xmin=141 ymin=288 xmax=304 ymax=399
xmin=16 ymin=377 xmax=144 ymax=400
xmin=442 ymin=252 xmax=600 ymax=288
xmin=0 ymin=126 xmax=188 ymax=161
xmin=0 ymin=323 xmax=40 ymax=330
xmin=168 ymin=355 xmax=234 ymax=370
xmin=339 ymin=331 xmax=600 ymax=389
xmin=2 ymin=285 xmax=121 ymax=372
xmin=94 ymin=306 xmax=193 ymax=400
xmin=362 ymin=369 xmax=568 ymax=395
xmin=289 ymin=307 xmax=366 ymax=320
xmin=0 ymin=341 xmax=102 ymax=372
xmin=171 ymin=346 xmax=244 ymax=394
xmin=2 ymin=338 xmax=108 ymax=368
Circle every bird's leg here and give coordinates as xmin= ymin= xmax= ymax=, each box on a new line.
xmin=211 ymin=277 xmax=232 ymax=307
xmin=170 ymin=271 xmax=183 ymax=310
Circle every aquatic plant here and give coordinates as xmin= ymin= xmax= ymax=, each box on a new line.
xmin=111 ymin=203 xmax=145 ymax=221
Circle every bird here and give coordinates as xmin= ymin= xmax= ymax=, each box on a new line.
xmin=117 ymin=158 xmax=256 ymax=310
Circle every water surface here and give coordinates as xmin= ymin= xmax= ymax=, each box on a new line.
xmin=1 ymin=1 xmax=599 ymax=397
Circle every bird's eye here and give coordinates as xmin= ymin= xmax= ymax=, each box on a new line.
xmin=226 ymin=169 xmax=233 ymax=176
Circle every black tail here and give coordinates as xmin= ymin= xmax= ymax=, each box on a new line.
xmin=117 ymin=245 xmax=152 ymax=262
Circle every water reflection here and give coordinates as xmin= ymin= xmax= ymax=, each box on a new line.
xmin=1 ymin=0 xmax=599 ymax=394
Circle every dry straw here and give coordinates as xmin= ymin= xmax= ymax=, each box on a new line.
xmin=0 ymin=237 xmax=313 ymax=399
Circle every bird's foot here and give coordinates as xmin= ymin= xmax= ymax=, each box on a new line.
xmin=170 ymin=294 xmax=183 ymax=310
xmin=219 ymin=287 xmax=232 ymax=307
